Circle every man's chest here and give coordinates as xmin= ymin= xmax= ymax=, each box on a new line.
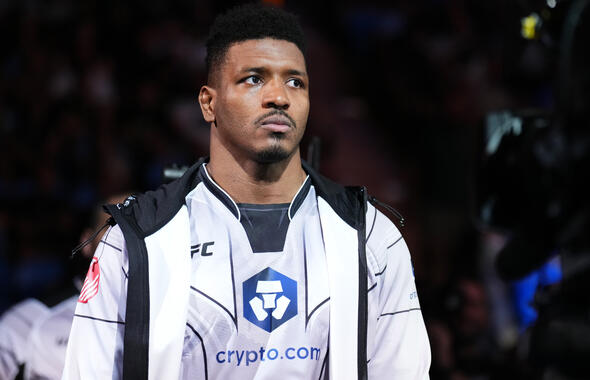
xmin=186 ymin=191 xmax=330 ymax=331
xmin=181 ymin=185 xmax=330 ymax=379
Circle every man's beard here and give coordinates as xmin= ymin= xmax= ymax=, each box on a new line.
xmin=254 ymin=139 xmax=291 ymax=164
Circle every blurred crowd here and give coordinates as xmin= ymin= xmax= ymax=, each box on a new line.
xmin=0 ymin=0 xmax=566 ymax=379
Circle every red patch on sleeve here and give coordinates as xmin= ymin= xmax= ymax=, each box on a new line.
xmin=78 ymin=257 xmax=100 ymax=303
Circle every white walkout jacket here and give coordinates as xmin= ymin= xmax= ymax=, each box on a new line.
xmin=62 ymin=159 xmax=430 ymax=380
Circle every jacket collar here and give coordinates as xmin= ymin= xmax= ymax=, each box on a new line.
xmin=108 ymin=157 xmax=364 ymax=236
xmin=197 ymin=163 xmax=312 ymax=221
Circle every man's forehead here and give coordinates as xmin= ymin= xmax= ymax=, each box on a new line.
xmin=224 ymin=38 xmax=307 ymax=72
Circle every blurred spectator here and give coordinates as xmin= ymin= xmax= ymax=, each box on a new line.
xmin=0 ymin=299 xmax=49 ymax=379
xmin=0 ymin=193 xmax=127 ymax=380
xmin=21 ymin=193 xmax=128 ymax=380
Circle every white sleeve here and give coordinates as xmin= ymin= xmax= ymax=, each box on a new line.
xmin=62 ymin=225 xmax=128 ymax=380
xmin=24 ymin=296 xmax=77 ymax=380
xmin=0 ymin=299 xmax=49 ymax=380
xmin=365 ymin=206 xmax=431 ymax=379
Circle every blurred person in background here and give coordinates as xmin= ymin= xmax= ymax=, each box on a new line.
xmin=0 ymin=299 xmax=49 ymax=379
xmin=0 ymin=194 xmax=127 ymax=380
xmin=21 ymin=193 xmax=127 ymax=380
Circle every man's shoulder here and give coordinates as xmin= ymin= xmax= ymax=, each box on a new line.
xmin=303 ymin=161 xmax=366 ymax=228
xmin=92 ymin=225 xmax=129 ymax=278
xmin=365 ymin=202 xmax=406 ymax=274
xmin=101 ymin=224 xmax=126 ymax=248
xmin=366 ymin=203 xmax=402 ymax=246
xmin=107 ymin=158 xmax=207 ymax=236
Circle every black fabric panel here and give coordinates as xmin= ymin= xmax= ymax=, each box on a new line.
xmin=14 ymin=364 xmax=24 ymax=380
xmin=356 ymin=187 xmax=368 ymax=380
xmin=288 ymin=176 xmax=312 ymax=219
xmin=302 ymin=161 xmax=360 ymax=229
xmin=132 ymin=157 xmax=207 ymax=236
xmin=106 ymin=204 xmax=150 ymax=380
xmin=238 ymin=203 xmax=290 ymax=253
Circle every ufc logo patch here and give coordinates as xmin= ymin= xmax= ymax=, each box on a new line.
xmin=191 ymin=241 xmax=215 ymax=258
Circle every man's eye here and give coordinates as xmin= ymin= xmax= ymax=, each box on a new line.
xmin=244 ymin=76 xmax=262 ymax=85
xmin=287 ymin=78 xmax=303 ymax=88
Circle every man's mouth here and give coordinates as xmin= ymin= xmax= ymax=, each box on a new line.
xmin=260 ymin=116 xmax=292 ymax=133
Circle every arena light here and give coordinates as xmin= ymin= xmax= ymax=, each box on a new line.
xmin=521 ymin=13 xmax=542 ymax=39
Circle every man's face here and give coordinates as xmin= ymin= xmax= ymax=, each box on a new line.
xmin=206 ymin=38 xmax=309 ymax=164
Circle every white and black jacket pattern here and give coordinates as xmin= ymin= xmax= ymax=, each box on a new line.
xmin=62 ymin=159 xmax=431 ymax=380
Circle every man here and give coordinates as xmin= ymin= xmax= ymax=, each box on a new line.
xmin=63 ymin=4 xmax=431 ymax=379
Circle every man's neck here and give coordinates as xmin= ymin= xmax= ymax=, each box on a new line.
xmin=206 ymin=149 xmax=307 ymax=204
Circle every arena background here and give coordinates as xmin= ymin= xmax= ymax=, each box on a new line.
xmin=0 ymin=0 xmax=580 ymax=378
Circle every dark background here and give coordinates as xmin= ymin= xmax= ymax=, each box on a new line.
xmin=0 ymin=0 xmax=572 ymax=378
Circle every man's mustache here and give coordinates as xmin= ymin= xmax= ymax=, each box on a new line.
xmin=254 ymin=110 xmax=297 ymax=129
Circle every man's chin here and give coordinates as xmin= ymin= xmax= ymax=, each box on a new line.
xmin=254 ymin=146 xmax=291 ymax=164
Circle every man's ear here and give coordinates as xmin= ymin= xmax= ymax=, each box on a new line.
xmin=199 ymin=85 xmax=217 ymax=125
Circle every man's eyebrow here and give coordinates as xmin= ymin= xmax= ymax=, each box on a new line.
xmin=285 ymin=69 xmax=307 ymax=77
xmin=241 ymin=67 xmax=267 ymax=74
xmin=240 ymin=67 xmax=307 ymax=77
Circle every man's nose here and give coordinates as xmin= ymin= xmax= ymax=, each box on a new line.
xmin=262 ymin=80 xmax=290 ymax=110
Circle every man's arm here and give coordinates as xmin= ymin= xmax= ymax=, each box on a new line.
xmin=62 ymin=225 xmax=128 ymax=380
xmin=365 ymin=206 xmax=431 ymax=379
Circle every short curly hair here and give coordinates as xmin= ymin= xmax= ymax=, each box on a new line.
xmin=205 ymin=3 xmax=306 ymax=84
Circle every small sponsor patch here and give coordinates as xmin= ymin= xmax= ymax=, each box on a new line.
xmin=79 ymin=257 xmax=100 ymax=303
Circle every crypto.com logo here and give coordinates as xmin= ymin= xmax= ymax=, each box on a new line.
xmin=243 ymin=267 xmax=297 ymax=332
